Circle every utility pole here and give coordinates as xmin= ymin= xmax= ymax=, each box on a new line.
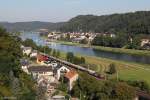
xmin=117 ymin=69 xmax=119 ymax=81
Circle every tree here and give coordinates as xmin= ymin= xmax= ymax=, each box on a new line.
xmin=37 ymin=85 xmax=47 ymax=100
xmin=12 ymin=78 xmax=21 ymax=97
xmin=66 ymin=52 xmax=74 ymax=62
xmin=71 ymin=72 xmax=137 ymax=100
xmin=0 ymin=27 xmax=36 ymax=98
xmin=107 ymin=63 xmax=116 ymax=74
xmin=127 ymin=80 xmax=150 ymax=92
xmin=73 ymin=56 xmax=81 ymax=64
xmin=60 ymin=11 xmax=150 ymax=35
xmin=52 ymin=49 xmax=56 ymax=57
xmin=22 ymin=39 xmax=37 ymax=49
xmin=42 ymin=46 xmax=51 ymax=54
xmin=80 ymin=38 xmax=88 ymax=44
xmin=56 ymin=50 xmax=60 ymax=58
xmin=66 ymin=33 xmax=70 ymax=41
xmin=115 ymin=82 xmax=136 ymax=100
xmin=80 ymin=57 xmax=85 ymax=64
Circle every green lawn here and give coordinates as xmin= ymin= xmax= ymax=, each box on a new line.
xmin=57 ymin=51 xmax=150 ymax=86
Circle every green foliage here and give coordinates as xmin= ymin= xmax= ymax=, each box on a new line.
xmin=0 ymin=27 xmax=36 ymax=98
xmin=66 ymin=52 xmax=74 ymax=62
xmin=80 ymin=38 xmax=88 ymax=44
xmin=80 ymin=57 xmax=85 ymax=64
xmin=66 ymin=52 xmax=86 ymax=65
xmin=127 ymin=80 xmax=150 ymax=92
xmin=22 ymin=39 xmax=38 ymax=49
xmin=60 ymin=11 xmax=150 ymax=35
xmin=92 ymin=33 xmax=128 ymax=48
xmin=56 ymin=50 xmax=60 ymax=57
xmin=115 ymin=83 xmax=136 ymax=100
xmin=0 ymin=21 xmax=64 ymax=32
xmin=11 ymin=78 xmax=21 ymax=96
xmin=37 ymin=85 xmax=47 ymax=100
xmin=107 ymin=63 xmax=117 ymax=74
xmin=58 ymin=83 xmax=68 ymax=93
xmin=52 ymin=49 xmax=57 ymax=57
xmin=126 ymin=35 xmax=141 ymax=49
xmin=71 ymin=73 xmax=136 ymax=100
xmin=0 ymin=27 xmax=22 ymax=74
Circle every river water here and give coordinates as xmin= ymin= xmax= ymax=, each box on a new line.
xmin=20 ymin=32 xmax=150 ymax=64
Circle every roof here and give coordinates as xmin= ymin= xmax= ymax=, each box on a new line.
xmin=137 ymin=90 xmax=150 ymax=99
xmin=37 ymin=54 xmax=48 ymax=62
xmin=54 ymin=65 xmax=69 ymax=73
xmin=28 ymin=66 xmax=52 ymax=72
xmin=32 ymin=50 xmax=38 ymax=53
xmin=65 ymin=70 xmax=78 ymax=79
xmin=52 ymin=95 xmax=65 ymax=99
xmin=20 ymin=59 xmax=29 ymax=66
xmin=23 ymin=47 xmax=32 ymax=50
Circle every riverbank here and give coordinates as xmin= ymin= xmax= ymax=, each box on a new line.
xmin=56 ymin=50 xmax=150 ymax=86
xmin=56 ymin=41 xmax=150 ymax=57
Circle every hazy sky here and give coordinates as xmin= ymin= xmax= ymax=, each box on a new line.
xmin=0 ymin=0 xmax=150 ymax=22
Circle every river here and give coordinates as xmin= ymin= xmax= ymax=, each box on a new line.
xmin=20 ymin=32 xmax=150 ymax=64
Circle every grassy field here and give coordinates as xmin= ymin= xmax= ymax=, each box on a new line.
xmin=56 ymin=40 xmax=150 ymax=56
xmin=49 ymin=41 xmax=150 ymax=85
xmin=55 ymin=41 xmax=80 ymax=46
xmin=57 ymin=51 xmax=150 ymax=85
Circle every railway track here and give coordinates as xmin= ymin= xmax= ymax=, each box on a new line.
xmin=41 ymin=53 xmax=105 ymax=80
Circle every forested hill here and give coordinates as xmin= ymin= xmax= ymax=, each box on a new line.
xmin=60 ymin=11 xmax=150 ymax=34
xmin=0 ymin=21 xmax=65 ymax=32
xmin=1 ymin=11 xmax=150 ymax=34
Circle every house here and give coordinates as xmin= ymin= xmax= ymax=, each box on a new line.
xmin=71 ymin=98 xmax=79 ymax=100
xmin=141 ymin=39 xmax=150 ymax=47
xmin=54 ymin=66 xmax=70 ymax=80
xmin=38 ymin=76 xmax=56 ymax=84
xmin=47 ymin=83 xmax=57 ymax=94
xmin=52 ymin=95 xmax=65 ymax=100
xmin=20 ymin=59 xmax=30 ymax=73
xmin=37 ymin=54 xmax=49 ymax=65
xmin=28 ymin=66 xmax=53 ymax=79
xmin=64 ymin=70 xmax=78 ymax=90
xmin=135 ymin=90 xmax=150 ymax=100
xmin=37 ymin=76 xmax=57 ymax=95
xmin=47 ymin=62 xmax=58 ymax=69
xmin=20 ymin=45 xmax=25 ymax=49
xmin=23 ymin=47 xmax=32 ymax=56
xmin=30 ymin=50 xmax=38 ymax=58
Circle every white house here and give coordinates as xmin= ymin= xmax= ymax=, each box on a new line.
xmin=30 ymin=50 xmax=38 ymax=58
xmin=48 ymin=63 xmax=58 ymax=69
xmin=52 ymin=95 xmax=65 ymax=100
xmin=141 ymin=39 xmax=150 ymax=47
xmin=54 ymin=66 xmax=70 ymax=80
xmin=23 ymin=47 xmax=32 ymax=56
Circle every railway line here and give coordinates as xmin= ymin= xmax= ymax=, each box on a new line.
xmin=42 ymin=53 xmax=105 ymax=79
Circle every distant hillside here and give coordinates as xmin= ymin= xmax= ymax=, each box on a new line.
xmin=1 ymin=11 xmax=150 ymax=34
xmin=60 ymin=11 xmax=150 ymax=34
xmin=0 ymin=21 xmax=65 ymax=32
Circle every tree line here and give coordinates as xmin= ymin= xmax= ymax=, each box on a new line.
xmin=0 ymin=27 xmax=36 ymax=99
xmin=60 ymin=11 xmax=150 ymax=35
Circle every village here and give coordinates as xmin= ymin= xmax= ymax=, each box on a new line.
xmin=39 ymin=29 xmax=150 ymax=49
xmin=44 ymin=30 xmax=116 ymax=44
xmin=20 ymin=45 xmax=80 ymax=100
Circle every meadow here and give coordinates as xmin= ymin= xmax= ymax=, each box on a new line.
xmin=57 ymin=51 xmax=150 ymax=85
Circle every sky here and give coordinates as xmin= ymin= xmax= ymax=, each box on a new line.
xmin=0 ymin=0 xmax=150 ymax=22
